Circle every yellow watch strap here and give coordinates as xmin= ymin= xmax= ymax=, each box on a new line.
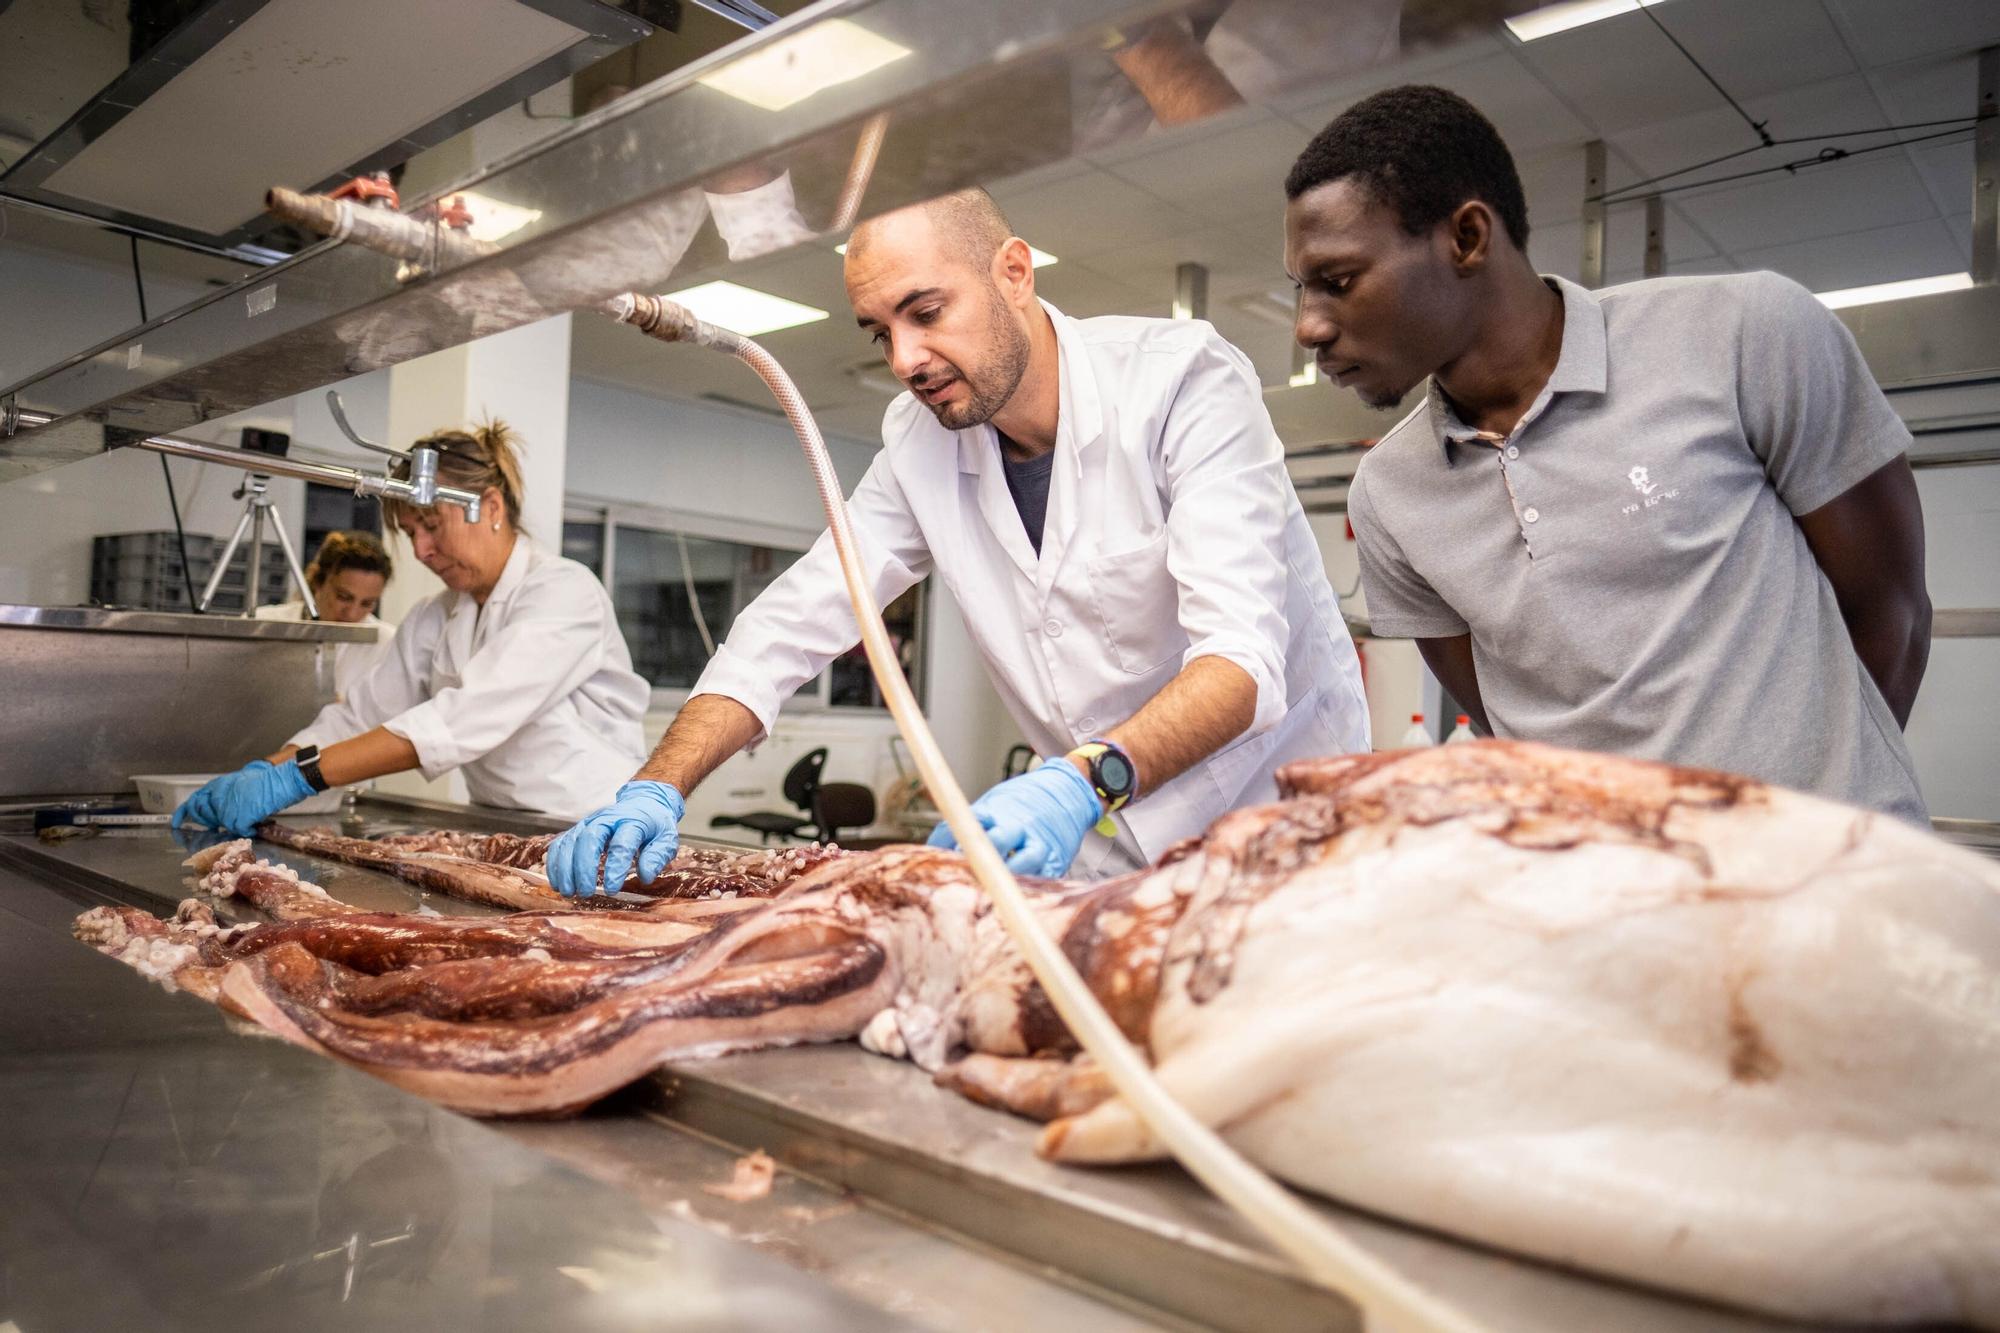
xmin=1067 ymin=743 xmax=1128 ymax=837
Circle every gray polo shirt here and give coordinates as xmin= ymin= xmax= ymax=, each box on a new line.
xmin=1348 ymin=271 xmax=1926 ymax=822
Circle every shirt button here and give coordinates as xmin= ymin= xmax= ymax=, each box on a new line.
xmin=1505 ymin=445 xmax=1520 ymax=460
xmin=1044 ymin=618 xmax=1063 ymax=637
xmin=1522 ymin=507 xmax=1540 ymax=524
xmin=1078 ymin=716 xmax=1097 ymax=732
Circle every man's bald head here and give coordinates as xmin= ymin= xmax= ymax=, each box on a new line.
xmin=846 ymin=187 xmax=1015 ymax=276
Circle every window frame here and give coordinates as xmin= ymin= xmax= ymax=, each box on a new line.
xmin=563 ymin=494 xmax=926 ymax=715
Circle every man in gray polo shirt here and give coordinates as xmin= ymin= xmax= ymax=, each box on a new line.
xmin=1281 ymin=86 xmax=1931 ymax=821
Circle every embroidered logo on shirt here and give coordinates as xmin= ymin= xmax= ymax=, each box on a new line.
xmin=1621 ymin=465 xmax=1679 ymax=516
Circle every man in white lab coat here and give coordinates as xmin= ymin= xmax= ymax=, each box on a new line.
xmin=548 ymin=188 xmax=1369 ymax=894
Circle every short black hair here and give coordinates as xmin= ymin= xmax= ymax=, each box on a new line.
xmin=1285 ymin=85 xmax=1530 ymax=249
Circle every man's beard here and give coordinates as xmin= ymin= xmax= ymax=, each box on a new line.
xmin=919 ymin=293 xmax=1031 ymax=431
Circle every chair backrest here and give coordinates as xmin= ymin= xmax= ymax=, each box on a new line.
xmin=812 ymin=781 xmax=876 ymax=841
xmin=781 ymin=747 xmax=829 ymax=812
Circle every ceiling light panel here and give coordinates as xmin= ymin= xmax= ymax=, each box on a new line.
xmin=1815 ymin=272 xmax=1973 ymax=310
xmin=1505 ymin=0 xmax=1663 ymax=43
xmin=698 ymin=19 xmax=911 ymax=113
xmin=664 ymin=280 xmax=829 ymax=335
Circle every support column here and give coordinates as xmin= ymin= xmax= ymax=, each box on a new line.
xmin=1643 ymin=194 xmax=1666 ymax=278
xmin=1172 ymin=261 xmax=1209 ymax=320
xmin=1580 ymin=140 xmax=1606 ymax=288
xmin=1975 ymin=46 xmax=1998 ymax=284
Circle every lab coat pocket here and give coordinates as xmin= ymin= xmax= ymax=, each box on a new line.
xmin=1086 ymin=532 xmax=1183 ymax=676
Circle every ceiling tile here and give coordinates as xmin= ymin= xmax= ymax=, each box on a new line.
xmin=1909 ymin=136 xmax=1976 ymax=219
xmin=1823 ymin=0 xmax=2000 ymax=70
xmin=1508 ymin=10 xmax=1738 ymax=134
xmin=1067 ymin=221 xmax=1285 ymax=299
xmin=1030 ymin=263 xmax=1167 ymax=321
xmin=1518 ymin=144 xmax=1589 ymax=226
xmin=1867 ymin=50 xmax=1984 ymax=124
xmin=1632 ymin=0 xmax=1854 ymax=102
xmin=990 ymin=166 xmax=1205 ymax=260
xmin=1671 ymin=150 xmax=1937 ymax=252
xmin=1095 ymin=117 xmax=1306 ymax=226
xmin=1942 ymin=211 xmax=1973 ymax=265
xmin=1425 ymin=50 xmax=1598 ymax=153
xmin=1273 ymin=32 xmax=1508 ymax=130
xmin=1732 ymin=216 xmax=1965 ymax=290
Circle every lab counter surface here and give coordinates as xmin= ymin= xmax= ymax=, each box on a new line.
xmin=0 ymin=796 xmax=1879 ymax=1333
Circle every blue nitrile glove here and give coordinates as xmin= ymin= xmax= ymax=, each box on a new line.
xmin=928 ymin=759 xmax=1104 ymax=878
xmin=547 ymin=781 xmax=686 ymax=898
xmin=171 ymin=759 xmax=315 ymax=837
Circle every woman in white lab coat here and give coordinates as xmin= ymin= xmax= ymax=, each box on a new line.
xmin=175 ymin=422 xmax=649 ymax=834
xmin=251 ymin=529 xmax=397 ymax=700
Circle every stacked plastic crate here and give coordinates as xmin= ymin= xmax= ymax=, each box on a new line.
xmin=90 ymin=531 xmax=292 ymax=613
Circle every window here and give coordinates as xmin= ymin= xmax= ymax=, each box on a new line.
xmin=612 ymin=527 xmax=802 ymax=688
xmin=565 ymin=501 xmax=925 ymax=712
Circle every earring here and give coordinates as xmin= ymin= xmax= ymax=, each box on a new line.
xmin=491 ymin=518 xmax=500 ymax=532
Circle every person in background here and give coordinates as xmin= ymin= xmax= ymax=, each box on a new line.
xmin=547 ymin=188 xmax=1370 ymax=897
xmin=175 ymin=422 xmax=649 ymax=833
xmin=252 ymin=529 xmax=396 ymax=700
xmin=1282 ymin=86 xmax=1930 ymax=822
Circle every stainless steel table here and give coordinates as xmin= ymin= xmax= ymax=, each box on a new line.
xmin=0 ymin=799 xmax=1861 ymax=1332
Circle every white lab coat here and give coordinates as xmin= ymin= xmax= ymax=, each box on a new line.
xmin=290 ymin=540 xmax=649 ymax=818
xmin=694 ymin=302 xmax=1370 ymax=875
xmin=252 ymin=601 xmax=395 ymax=701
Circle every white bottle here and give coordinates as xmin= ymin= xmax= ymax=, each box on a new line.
xmin=1445 ymin=714 xmax=1476 ymax=744
xmin=1399 ymin=713 xmax=1432 ymax=748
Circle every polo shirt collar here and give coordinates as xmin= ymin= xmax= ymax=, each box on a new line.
xmin=1425 ymin=275 xmax=1608 ymax=461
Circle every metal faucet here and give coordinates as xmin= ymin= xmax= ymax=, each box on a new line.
xmin=323 ymin=391 xmax=482 ymax=522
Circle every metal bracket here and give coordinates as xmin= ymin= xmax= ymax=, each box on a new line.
xmin=1975 ymin=46 xmax=1998 ymax=285
xmin=1581 ymin=140 xmax=1607 ymax=288
xmin=1643 ymin=194 xmax=1665 ymax=278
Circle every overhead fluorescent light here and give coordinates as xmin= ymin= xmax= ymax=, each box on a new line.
xmin=1288 ymin=363 xmax=1319 ymax=388
xmin=697 ymin=19 xmax=911 ymax=113
xmin=663 ymin=280 xmax=829 ymax=335
xmin=1815 ymin=272 xmax=1973 ymax=310
xmin=833 ymin=241 xmax=1058 ymax=267
xmin=452 ymin=191 xmax=543 ymax=243
xmin=1505 ymin=0 xmax=1664 ymax=43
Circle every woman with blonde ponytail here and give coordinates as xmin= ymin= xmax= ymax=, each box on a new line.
xmin=177 ymin=421 xmax=648 ymax=832
xmin=252 ymin=529 xmax=396 ymax=698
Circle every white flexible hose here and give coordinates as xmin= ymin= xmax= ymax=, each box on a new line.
xmin=614 ymin=294 xmax=1484 ymax=1333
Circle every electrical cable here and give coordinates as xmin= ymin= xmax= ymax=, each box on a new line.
xmin=1639 ymin=2 xmax=1772 ymax=147
xmin=160 ymin=455 xmax=201 ymax=610
xmin=1596 ymin=122 xmax=1978 ymax=206
xmin=674 ymin=531 xmax=718 ymax=656
xmin=1589 ymin=115 xmax=1983 ymax=204
xmin=129 ymin=235 xmax=203 ymax=612
xmin=129 ymin=235 xmax=148 ymax=322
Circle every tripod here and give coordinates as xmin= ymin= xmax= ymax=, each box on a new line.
xmin=197 ymin=473 xmax=316 ymax=617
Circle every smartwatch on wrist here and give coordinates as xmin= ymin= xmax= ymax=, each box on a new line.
xmin=1068 ymin=738 xmax=1138 ymax=836
xmin=294 ymin=744 xmax=331 ymax=793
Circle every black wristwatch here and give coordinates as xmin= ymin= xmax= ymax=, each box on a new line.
xmin=1068 ymin=738 xmax=1138 ymax=835
xmin=294 ymin=744 xmax=331 ymax=793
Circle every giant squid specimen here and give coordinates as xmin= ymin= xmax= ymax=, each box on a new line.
xmin=78 ymin=742 xmax=2000 ymax=1326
